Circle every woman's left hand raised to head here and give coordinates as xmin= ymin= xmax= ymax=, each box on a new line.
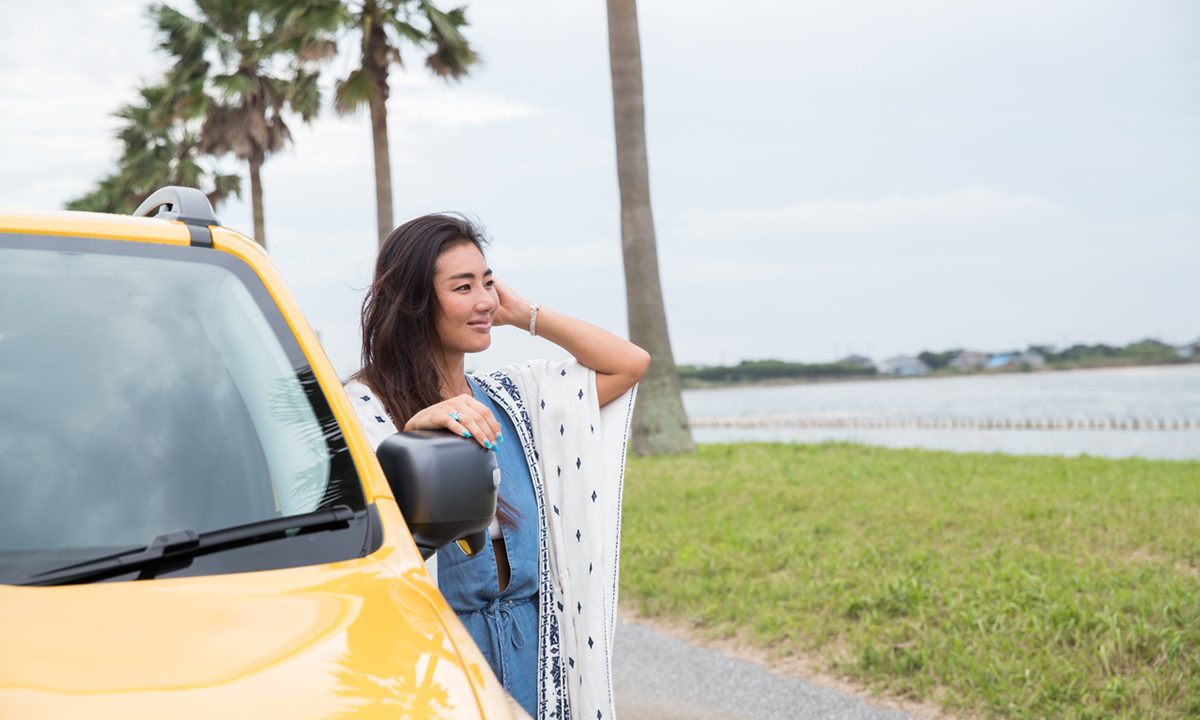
xmin=489 ymin=278 xmax=651 ymax=407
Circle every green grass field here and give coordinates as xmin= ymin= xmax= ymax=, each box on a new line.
xmin=620 ymin=443 xmax=1200 ymax=719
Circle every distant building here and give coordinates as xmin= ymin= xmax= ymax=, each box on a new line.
xmin=984 ymin=353 xmax=1014 ymax=370
xmin=985 ymin=351 xmax=1045 ymax=370
xmin=1018 ymin=350 xmax=1046 ymax=369
xmin=948 ymin=350 xmax=988 ymax=371
xmin=879 ymin=355 xmax=929 ymax=376
xmin=838 ymin=354 xmax=875 ymax=369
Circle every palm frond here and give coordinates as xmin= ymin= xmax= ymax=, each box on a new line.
xmin=261 ymin=0 xmax=347 ymax=51
xmin=198 ymin=103 xmax=238 ymax=156
xmin=420 ymin=2 xmax=464 ymax=44
xmin=298 ymin=38 xmax=339 ymax=63
xmin=424 ymin=41 xmax=479 ymax=80
xmin=149 ymin=4 xmax=216 ymax=67
xmin=208 ymin=172 xmax=243 ymax=207
xmin=287 ymin=68 xmax=322 ymax=122
xmin=419 ymin=2 xmax=478 ymax=79
xmin=385 ymin=16 xmax=427 ymax=45
xmin=66 ymin=175 xmax=130 ymax=213
xmin=212 ymin=72 xmax=255 ymax=102
xmin=334 ymin=68 xmax=375 ymax=115
xmin=68 ymin=75 xmax=238 ymax=216
xmin=175 ymin=156 xmax=205 ymax=187
xmin=246 ymin=105 xmax=273 ymax=151
xmin=266 ymin=117 xmax=292 ymax=154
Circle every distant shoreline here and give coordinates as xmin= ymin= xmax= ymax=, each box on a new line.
xmin=678 ymin=358 xmax=1198 ymax=390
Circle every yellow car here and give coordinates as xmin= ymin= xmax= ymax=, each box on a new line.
xmin=0 ymin=187 xmax=527 ymax=719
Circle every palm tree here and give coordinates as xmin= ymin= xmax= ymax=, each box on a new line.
xmin=149 ymin=0 xmax=324 ymax=248
xmin=263 ymin=0 xmax=478 ymax=245
xmin=333 ymin=0 xmax=479 ymax=246
xmin=606 ymin=0 xmax=694 ymax=455
xmin=68 ymin=84 xmax=241 ymax=214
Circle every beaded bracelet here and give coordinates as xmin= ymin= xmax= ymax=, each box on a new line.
xmin=529 ymin=303 xmax=542 ymax=336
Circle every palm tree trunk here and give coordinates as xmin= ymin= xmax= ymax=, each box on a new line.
xmin=369 ymin=92 xmax=393 ymax=246
xmin=364 ymin=4 xmax=394 ymax=247
xmin=249 ymin=148 xmax=266 ymax=248
xmin=606 ymin=0 xmax=694 ymax=455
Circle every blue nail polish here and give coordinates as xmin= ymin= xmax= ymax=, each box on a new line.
xmin=484 ymin=440 xmax=493 ymax=450
xmin=463 ymin=430 xmax=471 ymax=438
xmin=497 ymin=433 xmax=505 ymax=444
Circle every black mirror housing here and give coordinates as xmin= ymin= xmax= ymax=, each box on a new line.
xmin=376 ymin=431 xmax=499 ymax=560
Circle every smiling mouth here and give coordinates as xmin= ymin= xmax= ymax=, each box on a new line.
xmin=468 ymin=319 xmax=492 ymax=331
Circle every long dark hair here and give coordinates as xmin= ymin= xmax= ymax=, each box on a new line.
xmin=353 ymin=213 xmax=486 ymax=423
xmin=354 ymin=213 xmax=518 ymax=526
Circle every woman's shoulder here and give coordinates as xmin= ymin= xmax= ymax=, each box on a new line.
xmin=343 ymin=378 xmax=392 ymax=421
xmin=343 ymin=378 xmax=377 ymax=404
xmin=342 ymin=378 xmax=398 ymax=448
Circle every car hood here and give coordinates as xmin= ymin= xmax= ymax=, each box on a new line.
xmin=0 ymin=558 xmax=507 ymax=719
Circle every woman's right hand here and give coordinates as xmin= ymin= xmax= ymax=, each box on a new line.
xmin=403 ymin=394 xmax=503 ymax=451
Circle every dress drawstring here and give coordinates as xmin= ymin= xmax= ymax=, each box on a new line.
xmin=482 ymin=596 xmax=528 ymax=652
xmin=475 ymin=595 xmax=532 ymax=688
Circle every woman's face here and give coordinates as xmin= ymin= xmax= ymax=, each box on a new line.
xmin=433 ymin=242 xmax=498 ymax=355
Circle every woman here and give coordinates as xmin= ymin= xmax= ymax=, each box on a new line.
xmin=346 ymin=213 xmax=649 ymax=720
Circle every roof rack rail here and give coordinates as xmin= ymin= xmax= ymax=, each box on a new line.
xmin=133 ymin=186 xmax=221 ymax=248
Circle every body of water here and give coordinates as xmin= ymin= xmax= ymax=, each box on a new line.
xmin=683 ymin=364 xmax=1200 ymax=460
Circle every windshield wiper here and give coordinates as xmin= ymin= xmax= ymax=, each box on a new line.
xmin=21 ymin=505 xmax=356 ymax=587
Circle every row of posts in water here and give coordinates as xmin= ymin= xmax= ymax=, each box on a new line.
xmin=689 ymin=416 xmax=1200 ymax=431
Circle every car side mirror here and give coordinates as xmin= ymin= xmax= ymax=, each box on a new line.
xmin=375 ymin=431 xmax=499 ymax=560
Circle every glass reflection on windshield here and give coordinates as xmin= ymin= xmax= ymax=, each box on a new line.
xmin=0 ymin=239 xmax=362 ymax=580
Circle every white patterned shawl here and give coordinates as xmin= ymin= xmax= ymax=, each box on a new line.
xmin=345 ymin=359 xmax=636 ymax=720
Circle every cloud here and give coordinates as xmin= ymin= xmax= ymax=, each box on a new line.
xmin=489 ymin=240 xmax=620 ymax=273
xmin=658 ymin=186 xmax=1200 ymax=363
xmin=3 ymin=0 xmax=1197 ymax=371
xmin=681 ymin=188 xmax=1068 ymax=240
xmin=389 ymin=89 xmax=539 ymax=128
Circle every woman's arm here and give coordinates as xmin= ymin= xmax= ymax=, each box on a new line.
xmin=493 ymin=280 xmax=650 ymax=407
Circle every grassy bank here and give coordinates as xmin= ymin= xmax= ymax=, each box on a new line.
xmin=620 ymin=444 xmax=1200 ymax=719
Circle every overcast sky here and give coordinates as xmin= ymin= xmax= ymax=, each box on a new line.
xmin=2 ymin=0 xmax=1197 ymax=377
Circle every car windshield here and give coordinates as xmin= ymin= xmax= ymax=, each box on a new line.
xmin=0 ymin=233 xmax=365 ymax=581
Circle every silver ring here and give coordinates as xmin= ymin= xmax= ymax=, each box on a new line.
xmin=448 ymin=411 xmax=462 ymax=422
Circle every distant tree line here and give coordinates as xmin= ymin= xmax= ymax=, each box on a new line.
xmin=1036 ymin=339 xmax=1188 ymax=368
xmin=678 ymin=360 xmax=876 ymax=386
xmin=918 ymin=339 xmax=1187 ymax=371
xmin=916 ymin=350 xmax=958 ymax=370
xmin=686 ymin=337 xmax=1195 ymax=387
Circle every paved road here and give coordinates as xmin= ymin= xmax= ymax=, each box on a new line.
xmin=613 ymin=616 xmax=912 ymax=720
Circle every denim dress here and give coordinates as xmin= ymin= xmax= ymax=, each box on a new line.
xmin=437 ymin=377 xmax=539 ymax=716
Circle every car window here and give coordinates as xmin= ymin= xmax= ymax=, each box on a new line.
xmin=0 ymin=233 xmax=365 ymax=581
